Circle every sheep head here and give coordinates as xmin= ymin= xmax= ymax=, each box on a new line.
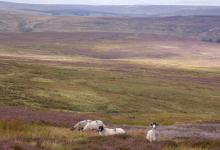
xmin=98 ymin=126 xmax=104 ymax=132
xmin=150 ymin=122 xmax=159 ymax=129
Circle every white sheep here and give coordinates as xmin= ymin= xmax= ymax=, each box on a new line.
xmin=83 ymin=120 xmax=105 ymax=131
xmin=71 ymin=120 xmax=92 ymax=131
xmin=98 ymin=126 xmax=126 ymax=136
xmin=146 ymin=122 xmax=160 ymax=142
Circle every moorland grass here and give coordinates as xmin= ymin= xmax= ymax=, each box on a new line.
xmin=0 ymin=120 xmax=96 ymax=150
xmin=0 ymin=60 xmax=219 ymax=125
xmin=0 ymin=120 xmax=219 ymax=150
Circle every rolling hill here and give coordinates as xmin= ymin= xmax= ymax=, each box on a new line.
xmin=0 ymin=1 xmax=220 ymax=149
xmin=1 ymin=1 xmax=220 ymax=17
xmin=0 ymin=1 xmax=219 ymax=116
xmin=0 ymin=9 xmax=220 ymax=42
xmin=0 ymin=1 xmax=220 ymax=42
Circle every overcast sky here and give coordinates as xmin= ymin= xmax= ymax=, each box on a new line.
xmin=2 ymin=0 xmax=220 ymax=5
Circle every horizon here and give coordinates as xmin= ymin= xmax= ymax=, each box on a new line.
xmin=1 ymin=0 xmax=220 ymax=6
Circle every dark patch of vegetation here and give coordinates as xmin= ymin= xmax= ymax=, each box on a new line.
xmin=202 ymin=37 xmax=220 ymax=44
xmin=18 ymin=20 xmax=33 ymax=32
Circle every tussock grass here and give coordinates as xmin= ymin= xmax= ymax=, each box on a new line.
xmin=164 ymin=139 xmax=220 ymax=150
xmin=0 ymin=120 xmax=97 ymax=149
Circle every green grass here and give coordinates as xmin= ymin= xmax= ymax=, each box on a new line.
xmin=0 ymin=60 xmax=220 ymax=125
xmin=0 ymin=62 xmax=219 ymax=113
xmin=0 ymin=120 xmax=96 ymax=150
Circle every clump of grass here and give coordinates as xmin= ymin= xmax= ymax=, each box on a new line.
xmin=164 ymin=146 xmax=207 ymax=150
xmin=13 ymin=145 xmax=23 ymax=150
xmin=0 ymin=120 xmax=28 ymax=131
xmin=164 ymin=139 xmax=220 ymax=150
xmin=0 ymin=120 xmax=97 ymax=150
xmin=42 ymin=141 xmax=72 ymax=150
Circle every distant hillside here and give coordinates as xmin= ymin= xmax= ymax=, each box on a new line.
xmin=1 ymin=1 xmax=220 ymax=17
xmin=0 ymin=10 xmax=220 ymax=42
xmin=0 ymin=1 xmax=220 ymax=42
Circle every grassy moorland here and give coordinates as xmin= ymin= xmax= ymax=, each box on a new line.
xmin=0 ymin=60 xmax=220 ymax=114
xmin=0 ymin=32 xmax=219 ymax=126
xmin=0 ymin=8 xmax=220 ymax=149
xmin=0 ymin=10 xmax=220 ymax=41
xmin=0 ymin=120 xmax=219 ymax=150
xmin=0 ymin=60 xmax=220 ymax=125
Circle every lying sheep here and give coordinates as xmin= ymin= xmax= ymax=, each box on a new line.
xmin=83 ymin=120 xmax=105 ymax=131
xmin=71 ymin=120 xmax=92 ymax=131
xmin=146 ymin=122 xmax=160 ymax=142
xmin=98 ymin=126 xmax=126 ymax=136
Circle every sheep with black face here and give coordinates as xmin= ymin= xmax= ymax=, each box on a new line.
xmin=98 ymin=126 xmax=125 ymax=136
xmin=146 ymin=122 xmax=160 ymax=142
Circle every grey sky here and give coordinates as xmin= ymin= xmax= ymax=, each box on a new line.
xmin=2 ymin=0 xmax=220 ymax=5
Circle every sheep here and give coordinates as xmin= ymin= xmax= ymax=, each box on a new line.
xmin=98 ymin=126 xmax=126 ymax=136
xmin=83 ymin=120 xmax=105 ymax=131
xmin=146 ymin=122 xmax=160 ymax=142
xmin=71 ymin=120 xmax=92 ymax=131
